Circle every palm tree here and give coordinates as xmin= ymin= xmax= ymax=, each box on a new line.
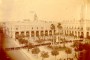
xmin=50 ymin=24 xmax=55 ymax=45
xmin=51 ymin=50 xmax=59 ymax=60
xmin=41 ymin=51 xmax=49 ymax=60
xmin=57 ymin=23 xmax=62 ymax=36
xmin=65 ymin=48 xmax=72 ymax=60
xmin=62 ymin=38 xmax=66 ymax=47
xmin=57 ymin=23 xmax=63 ymax=46
xmin=31 ymin=47 xmax=40 ymax=57
xmin=50 ymin=24 xmax=55 ymax=35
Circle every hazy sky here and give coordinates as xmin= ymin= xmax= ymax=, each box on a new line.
xmin=0 ymin=0 xmax=90 ymax=22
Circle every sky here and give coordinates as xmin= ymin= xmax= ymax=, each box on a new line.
xmin=0 ymin=0 xmax=90 ymax=22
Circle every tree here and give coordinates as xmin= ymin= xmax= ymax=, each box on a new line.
xmin=50 ymin=24 xmax=55 ymax=33
xmin=24 ymin=36 xmax=29 ymax=45
xmin=31 ymin=47 xmax=40 ymax=57
xmin=57 ymin=23 xmax=62 ymax=43
xmin=65 ymin=48 xmax=72 ymax=60
xmin=35 ymin=39 xmax=44 ymax=44
xmin=61 ymin=38 xmax=66 ymax=48
xmin=28 ymin=43 xmax=34 ymax=51
xmin=18 ymin=38 xmax=28 ymax=46
xmin=73 ymin=41 xmax=84 ymax=59
xmin=50 ymin=24 xmax=56 ymax=45
xmin=73 ymin=41 xmax=79 ymax=47
xmin=18 ymin=33 xmax=25 ymax=45
xmin=74 ymin=47 xmax=79 ymax=59
xmin=23 ymin=40 xmax=28 ymax=45
xmin=51 ymin=50 xmax=59 ymax=60
xmin=18 ymin=38 xmax=24 ymax=44
xmin=41 ymin=51 xmax=49 ymax=60
xmin=57 ymin=23 xmax=62 ymax=35
xmin=80 ymin=43 xmax=90 ymax=60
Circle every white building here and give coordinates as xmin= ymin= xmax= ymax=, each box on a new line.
xmin=3 ymin=19 xmax=61 ymax=43
xmin=62 ymin=19 xmax=90 ymax=39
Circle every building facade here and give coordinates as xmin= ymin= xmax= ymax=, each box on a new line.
xmin=3 ymin=20 xmax=61 ymax=43
xmin=62 ymin=19 xmax=90 ymax=39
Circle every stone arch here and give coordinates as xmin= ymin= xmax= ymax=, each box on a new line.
xmin=49 ymin=30 xmax=52 ymax=36
xmin=72 ymin=31 xmax=74 ymax=35
xmin=20 ymin=31 xmax=25 ymax=38
xmin=78 ymin=32 xmax=80 ymax=37
xmin=80 ymin=32 xmax=84 ymax=38
xmin=41 ymin=30 xmax=44 ymax=36
xmin=45 ymin=30 xmax=48 ymax=36
xmin=31 ymin=31 xmax=34 ymax=37
xmin=36 ymin=31 xmax=39 ymax=37
xmin=26 ymin=31 xmax=29 ymax=37
xmin=15 ymin=31 xmax=19 ymax=39
xmin=86 ymin=32 xmax=89 ymax=39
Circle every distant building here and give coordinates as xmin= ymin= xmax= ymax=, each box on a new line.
xmin=62 ymin=19 xmax=90 ymax=39
xmin=3 ymin=20 xmax=60 ymax=43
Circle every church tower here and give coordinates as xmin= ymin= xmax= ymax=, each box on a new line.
xmin=34 ymin=13 xmax=38 ymax=21
xmin=80 ymin=0 xmax=87 ymax=38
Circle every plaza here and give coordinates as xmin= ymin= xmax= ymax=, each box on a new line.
xmin=2 ymin=18 xmax=89 ymax=60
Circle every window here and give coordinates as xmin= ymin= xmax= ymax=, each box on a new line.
xmin=78 ymin=27 xmax=79 ymax=29
xmin=37 ymin=27 xmax=38 ymax=29
xmin=16 ymin=28 xmax=18 ymax=30
xmin=81 ymin=27 xmax=83 ymax=30
xmin=32 ymin=27 xmax=33 ymax=29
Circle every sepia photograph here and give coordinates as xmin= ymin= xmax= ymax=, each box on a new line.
xmin=0 ymin=0 xmax=90 ymax=60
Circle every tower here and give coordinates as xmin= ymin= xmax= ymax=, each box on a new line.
xmin=80 ymin=0 xmax=87 ymax=38
xmin=34 ymin=13 xmax=38 ymax=21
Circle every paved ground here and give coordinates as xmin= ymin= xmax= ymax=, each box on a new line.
xmin=3 ymin=37 xmax=31 ymax=60
xmin=3 ymin=36 xmax=78 ymax=60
